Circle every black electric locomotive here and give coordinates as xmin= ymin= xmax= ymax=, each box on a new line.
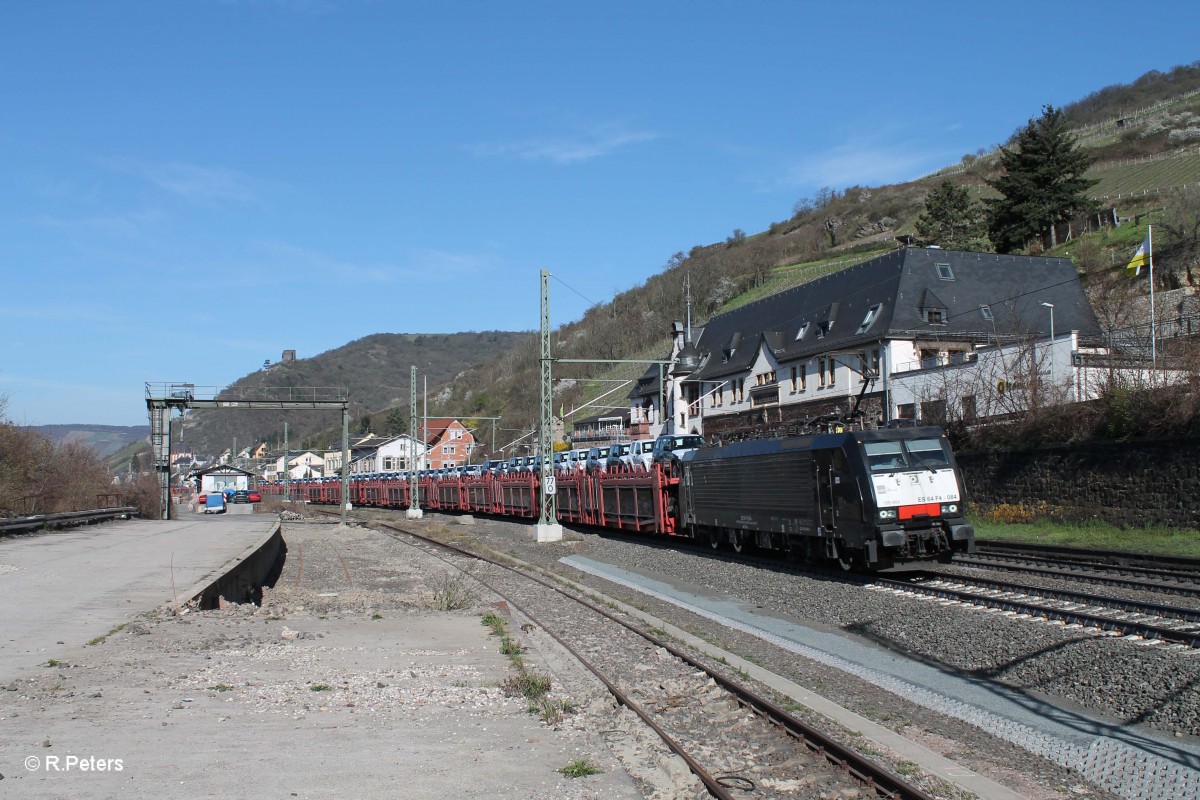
xmin=679 ymin=426 xmax=974 ymax=569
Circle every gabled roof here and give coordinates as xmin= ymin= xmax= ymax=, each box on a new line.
xmin=679 ymin=248 xmax=1098 ymax=382
xmin=421 ymin=418 xmax=473 ymax=446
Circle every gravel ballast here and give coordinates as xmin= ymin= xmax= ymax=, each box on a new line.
xmin=412 ymin=511 xmax=1199 ymax=800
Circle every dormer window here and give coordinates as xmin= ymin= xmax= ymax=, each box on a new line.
xmin=722 ymin=332 xmax=742 ymax=362
xmin=936 ymin=263 xmax=954 ymax=281
xmin=856 ymin=303 xmax=882 ymax=334
xmin=816 ymin=302 xmax=839 ymax=338
xmin=919 ymin=289 xmax=947 ymax=327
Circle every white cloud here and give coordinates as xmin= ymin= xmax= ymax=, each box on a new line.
xmin=469 ymin=122 xmax=660 ymax=165
xmin=781 ymin=139 xmax=946 ymax=190
xmin=0 ymin=303 xmax=126 ymax=325
xmin=249 ymin=240 xmax=493 ymax=284
xmin=31 ymin=208 xmax=166 ymax=238
xmin=102 ymin=157 xmax=265 ymax=205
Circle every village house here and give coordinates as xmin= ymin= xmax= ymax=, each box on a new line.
xmin=421 ymin=418 xmax=475 ymax=470
xmin=345 ymin=434 xmax=427 ymax=474
xmin=190 ymin=464 xmax=255 ymax=495
xmin=631 ymin=247 xmax=1107 ymax=440
xmin=266 ymin=450 xmax=324 ymax=481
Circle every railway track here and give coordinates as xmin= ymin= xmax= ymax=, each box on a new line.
xmin=964 ymin=542 xmax=1200 ymax=591
xmin=950 ymin=553 xmax=1200 ymax=599
xmin=336 ymin=512 xmax=940 ymax=800
xmin=873 ymin=571 xmax=1200 ymax=649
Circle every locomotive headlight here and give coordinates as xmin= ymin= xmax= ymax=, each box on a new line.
xmin=941 ymin=503 xmax=959 ymax=515
xmin=878 ymin=508 xmax=897 ymax=520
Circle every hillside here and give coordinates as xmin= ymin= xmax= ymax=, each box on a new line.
xmin=191 ymin=62 xmax=1200 ymax=462
xmin=410 ymin=63 xmax=1200 ymax=451
xmin=27 ymin=424 xmax=150 ymax=460
xmin=182 ymin=331 xmax=531 ymax=454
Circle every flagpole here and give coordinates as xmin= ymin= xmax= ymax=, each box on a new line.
xmin=1149 ymin=224 xmax=1156 ymax=371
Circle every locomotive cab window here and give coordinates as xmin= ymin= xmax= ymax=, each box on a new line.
xmin=863 ymin=441 xmax=905 ymax=472
xmin=906 ymin=437 xmax=951 ymax=469
xmin=861 ymin=436 xmax=952 ymax=472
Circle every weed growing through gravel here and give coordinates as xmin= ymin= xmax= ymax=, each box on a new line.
xmin=87 ymin=623 xmax=127 ymax=646
xmin=558 ymin=759 xmax=603 ymax=778
xmin=480 ymin=611 xmax=575 ymax=722
xmin=310 ymin=683 xmax=333 ymax=692
xmin=371 ymin=613 xmax=383 ymax=620
xmin=208 ymin=684 xmax=234 ymax=692
xmin=501 ymin=667 xmax=553 ymax=701
xmin=481 ymin=611 xmax=506 ymax=635
xmin=530 ymin=696 xmax=577 ymax=724
xmin=428 ymin=569 xmax=482 ymax=611
xmin=45 ymin=659 xmax=61 ymax=668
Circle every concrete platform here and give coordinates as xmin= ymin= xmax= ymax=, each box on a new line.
xmin=0 ymin=514 xmax=280 ymax=682
xmin=0 ymin=521 xmax=643 ymax=799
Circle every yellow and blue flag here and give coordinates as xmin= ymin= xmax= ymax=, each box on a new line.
xmin=1126 ymin=234 xmax=1151 ymax=277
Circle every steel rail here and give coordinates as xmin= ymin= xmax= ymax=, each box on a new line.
xmin=872 ymin=576 xmax=1200 ymax=648
xmin=959 ymin=550 xmax=1200 ymax=587
xmin=975 ymin=539 xmax=1200 ymax=571
xmin=359 ymin=517 xmax=735 ymax=800
xmin=916 ymin=570 xmax=1200 ymax=624
xmin=347 ymin=512 xmax=934 ymax=800
xmin=949 ymin=555 xmax=1200 ymax=598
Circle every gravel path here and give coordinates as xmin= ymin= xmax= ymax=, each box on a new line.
xmin=0 ymin=521 xmax=644 ymax=800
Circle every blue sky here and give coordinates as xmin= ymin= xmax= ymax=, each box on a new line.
xmin=3 ymin=1 xmax=1198 ymax=426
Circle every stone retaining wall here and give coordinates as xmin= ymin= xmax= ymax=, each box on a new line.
xmin=956 ymin=439 xmax=1200 ymax=529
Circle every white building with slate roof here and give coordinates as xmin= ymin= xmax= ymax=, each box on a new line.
xmin=629 ymin=247 xmax=1106 ymax=440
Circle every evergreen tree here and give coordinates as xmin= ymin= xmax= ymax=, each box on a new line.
xmin=915 ymin=180 xmax=986 ymax=250
xmin=986 ymin=105 xmax=1097 ymax=253
xmin=385 ymin=407 xmax=408 ymax=435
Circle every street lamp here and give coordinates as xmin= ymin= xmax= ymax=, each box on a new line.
xmin=1041 ymin=302 xmax=1055 ymax=374
xmin=1040 ymin=302 xmax=1055 ymax=342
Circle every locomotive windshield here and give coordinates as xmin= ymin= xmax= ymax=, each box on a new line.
xmin=862 ymin=437 xmax=952 ymax=472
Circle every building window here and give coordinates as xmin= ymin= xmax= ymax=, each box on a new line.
xmin=732 ymin=378 xmax=745 ymax=403
xmin=979 ymin=304 xmax=993 ymax=321
xmin=962 ymin=395 xmax=977 ymax=421
xmin=921 ymin=399 xmax=948 ymax=426
xmin=790 ymin=366 xmax=798 ymax=392
xmin=856 ymin=304 xmax=882 ymax=334
xmin=445 ymin=445 xmax=456 ymax=455
xmin=897 ymin=403 xmax=915 ymax=420
xmin=794 ymin=322 xmax=809 ymax=341
xmin=827 ymin=358 xmax=836 ymax=387
xmin=751 ymin=390 xmax=776 ymax=407
xmin=755 ymin=370 xmax=776 ymax=386
xmin=936 ymin=263 xmax=954 ymax=280
xmin=926 ymin=308 xmax=944 ymax=325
